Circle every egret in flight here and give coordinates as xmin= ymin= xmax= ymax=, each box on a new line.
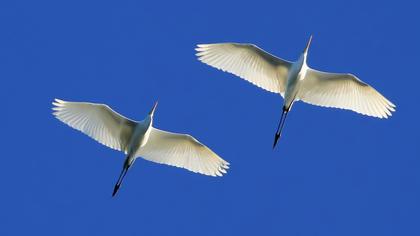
xmin=52 ymin=99 xmax=229 ymax=196
xmin=195 ymin=36 xmax=395 ymax=148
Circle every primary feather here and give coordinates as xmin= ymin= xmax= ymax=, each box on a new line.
xmin=52 ymin=99 xmax=136 ymax=153
xmin=196 ymin=43 xmax=292 ymax=95
xmin=138 ymin=128 xmax=229 ymax=177
xmin=52 ymin=99 xmax=229 ymax=177
xmin=298 ymin=69 xmax=396 ymax=118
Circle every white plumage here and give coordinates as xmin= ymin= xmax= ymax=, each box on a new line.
xmin=52 ymin=99 xmax=229 ymax=196
xmin=196 ymin=36 xmax=395 ymax=147
xmin=52 ymin=100 xmax=136 ymax=153
xmin=299 ymin=69 xmax=395 ymax=118
xmin=196 ymin=43 xmax=291 ymax=95
xmin=137 ymin=128 xmax=228 ymax=176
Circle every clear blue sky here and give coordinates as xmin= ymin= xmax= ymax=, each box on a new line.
xmin=1 ymin=0 xmax=418 ymax=235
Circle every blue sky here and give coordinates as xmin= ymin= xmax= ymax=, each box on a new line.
xmin=1 ymin=0 xmax=419 ymax=235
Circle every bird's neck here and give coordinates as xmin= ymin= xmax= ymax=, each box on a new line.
xmin=145 ymin=115 xmax=153 ymax=127
xmin=300 ymin=52 xmax=308 ymax=65
xmin=296 ymin=53 xmax=308 ymax=72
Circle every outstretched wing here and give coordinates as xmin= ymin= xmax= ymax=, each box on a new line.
xmin=298 ymin=69 xmax=395 ymax=118
xmin=52 ymin=99 xmax=137 ymax=153
xmin=137 ymin=128 xmax=229 ymax=177
xmin=196 ymin=43 xmax=292 ymax=95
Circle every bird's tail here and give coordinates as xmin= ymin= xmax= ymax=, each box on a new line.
xmin=273 ymin=106 xmax=289 ymax=149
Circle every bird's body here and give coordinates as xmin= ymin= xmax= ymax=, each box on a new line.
xmin=196 ymin=36 xmax=395 ymax=147
xmin=52 ymin=99 xmax=229 ymax=196
xmin=284 ymin=53 xmax=306 ymax=110
xmin=127 ymin=116 xmax=153 ymax=163
xmin=118 ymin=115 xmax=152 ymax=174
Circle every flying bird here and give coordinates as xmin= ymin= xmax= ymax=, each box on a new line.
xmin=52 ymin=99 xmax=229 ymax=196
xmin=195 ymin=36 xmax=395 ymax=148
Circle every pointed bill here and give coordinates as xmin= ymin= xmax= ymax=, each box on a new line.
xmin=304 ymin=35 xmax=313 ymax=54
xmin=149 ymin=101 xmax=158 ymax=115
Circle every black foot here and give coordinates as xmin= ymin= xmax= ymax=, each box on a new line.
xmin=112 ymin=184 xmax=120 ymax=197
xmin=273 ymin=133 xmax=280 ymax=149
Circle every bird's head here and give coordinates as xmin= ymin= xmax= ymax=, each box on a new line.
xmin=149 ymin=101 xmax=158 ymax=116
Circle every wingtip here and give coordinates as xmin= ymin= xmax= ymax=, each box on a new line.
xmin=52 ymin=99 xmax=65 ymax=111
xmin=222 ymin=161 xmax=230 ymax=169
xmin=52 ymin=98 xmax=66 ymax=107
xmin=213 ymin=161 xmax=230 ymax=177
xmin=195 ymin=44 xmax=213 ymax=52
xmin=195 ymin=51 xmax=205 ymax=57
xmin=389 ymin=102 xmax=396 ymax=109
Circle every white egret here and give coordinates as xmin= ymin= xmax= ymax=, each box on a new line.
xmin=52 ymin=99 xmax=229 ymax=196
xmin=195 ymin=36 xmax=396 ymax=148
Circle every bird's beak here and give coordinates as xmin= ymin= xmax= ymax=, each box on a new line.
xmin=149 ymin=101 xmax=158 ymax=115
xmin=304 ymin=35 xmax=313 ymax=54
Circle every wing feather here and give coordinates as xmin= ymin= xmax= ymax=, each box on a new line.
xmin=298 ymin=69 xmax=395 ymax=118
xmin=137 ymin=128 xmax=229 ymax=177
xmin=196 ymin=43 xmax=292 ymax=95
xmin=52 ymin=99 xmax=137 ymax=153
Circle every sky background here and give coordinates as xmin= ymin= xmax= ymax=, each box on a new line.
xmin=0 ymin=0 xmax=419 ymax=235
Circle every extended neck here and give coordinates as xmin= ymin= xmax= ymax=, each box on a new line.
xmin=142 ymin=113 xmax=154 ymax=129
xmin=299 ymin=51 xmax=308 ymax=66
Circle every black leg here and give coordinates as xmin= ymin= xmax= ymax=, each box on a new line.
xmin=273 ymin=106 xmax=289 ymax=149
xmin=112 ymin=163 xmax=129 ymax=197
